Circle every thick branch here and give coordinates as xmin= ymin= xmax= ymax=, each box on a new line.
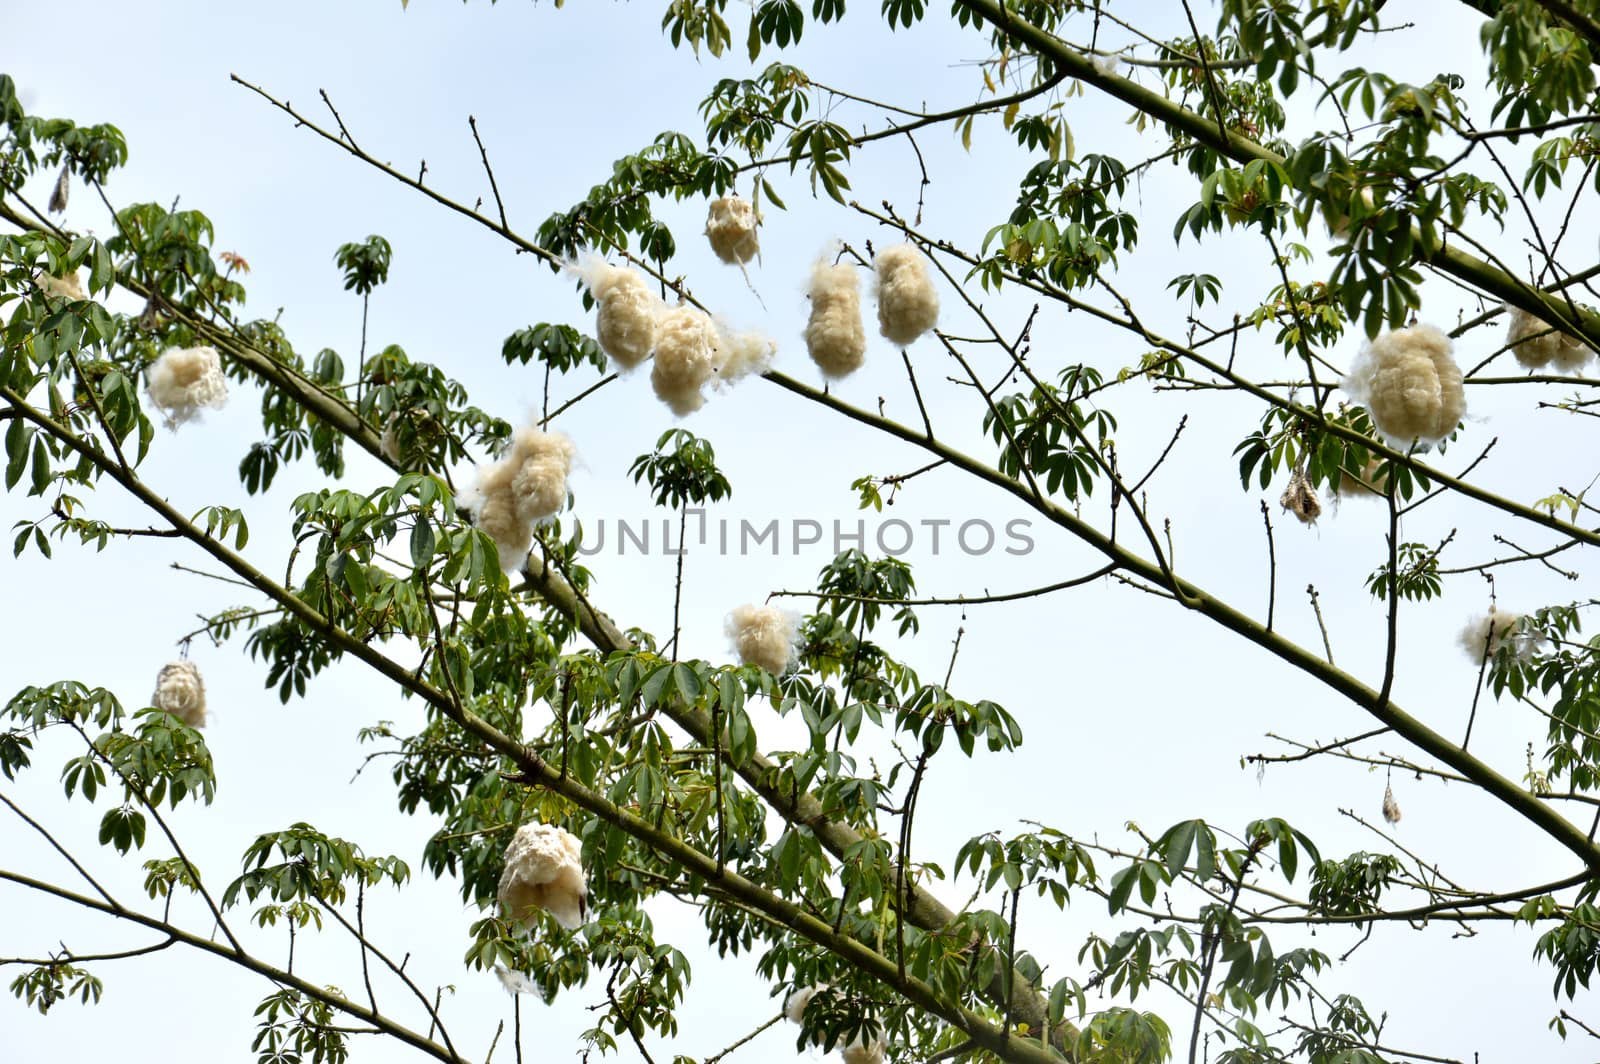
xmin=945 ymin=0 xmax=1600 ymax=348
xmin=754 ymin=373 xmax=1600 ymax=871
xmin=0 ymin=387 xmax=1072 ymax=1064
xmin=0 ymin=869 xmax=460 ymax=1062
xmin=519 ymin=554 xmax=1078 ymax=1051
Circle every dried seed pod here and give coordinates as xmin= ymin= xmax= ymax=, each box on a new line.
xmin=1382 ymin=783 xmax=1402 ymax=825
xmin=509 ymin=436 xmax=575 ymax=524
xmin=1506 ymin=306 xmax=1592 ymax=373
xmin=1550 ymin=336 xmax=1595 ymax=374
xmin=379 ymin=407 xmax=440 ymax=470
xmin=36 ymin=270 xmax=85 ymax=302
xmin=784 ymin=985 xmax=886 ymax=1064
xmin=841 ymin=1041 xmax=886 ymax=1064
xmin=1458 ymin=607 xmax=1534 ymax=664
xmin=784 ymin=985 xmax=823 ymax=1024
xmin=1278 ymin=469 xmax=1321 ymax=525
xmin=47 ymin=164 xmax=69 ymax=214
xmin=151 ymin=660 xmax=207 ymax=728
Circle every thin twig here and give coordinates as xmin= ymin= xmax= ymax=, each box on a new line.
xmin=468 ymin=115 xmax=509 ymax=230
xmin=1260 ymin=501 xmax=1277 ymax=632
xmin=702 ymin=1013 xmax=784 ymax=1064
xmin=770 ymin=566 xmax=1116 ymax=608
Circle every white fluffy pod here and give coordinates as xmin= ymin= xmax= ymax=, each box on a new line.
xmin=509 ymin=429 xmax=576 ymax=525
xmin=147 ymin=345 xmax=229 ymax=429
xmin=36 ymin=270 xmax=85 ymax=302
xmin=472 ymin=428 xmax=575 ymax=568
xmin=651 ymin=305 xmax=720 ymax=416
xmin=1552 ymin=340 xmax=1595 ymax=374
xmin=1331 ymin=457 xmax=1389 ymax=498
xmin=726 ymin=604 xmax=801 ymax=675
xmin=1458 ymin=608 xmax=1535 ymax=664
xmin=1341 ymin=325 xmax=1464 ymax=445
xmin=472 ymin=483 xmax=531 ymax=569
xmin=570 ymin=253 xmax=662 ymax=370
xmin=841 ymin=1040 xmax=887 ymax=1064
xmin=1505 ymin=306 xmax=1592 ymax=373
xmin=873 ymin=244 xmax=939 ymax=347
xmin=380 ymin=407 xmax=439 ymax=470
xmin=497 ymin=822 xmax=588 ymax=931
xmin=784 ymin=985 xmax=885 ymax=1064
xmin=713 ymin=321 xmax=777 ymax=386
xmin=805 ymin=259 xmax=867 ymax=379
xmin=150 ymin=660 xmax=207 ymax=728
xmin=705 ymin=196 xmax=760 ymax=265
xmin=784 ymin=985 xmax=824 ymax=1024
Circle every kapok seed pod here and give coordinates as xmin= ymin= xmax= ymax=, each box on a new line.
xmin=873 ymin=243 xmax=939 ymax=347
xmin=497 ymin=822 xmax=588 ymax=931
xmin=147 ymin=346 xmax=229 ymax=429
xmin=805 ymin=259 xmax=867 ymax=379
xmin=705 ymin=196 xmax=760 ymax=265
xmin=151 ymin=660 xmax=207 ymax=728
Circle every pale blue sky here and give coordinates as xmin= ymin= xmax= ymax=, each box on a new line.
xmin=3 ymin=2 xmax=1595 ymax=1061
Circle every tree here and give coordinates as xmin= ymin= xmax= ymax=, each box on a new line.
xmin=3 ymin=1 xmax=1600 ymax=1062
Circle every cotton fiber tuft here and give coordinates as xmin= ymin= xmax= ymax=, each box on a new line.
xmin=713 ymin=321 xmax=777 ymax=385
xmin=1341 ymin=325 xmax=1464 ymax=445
xmin=726 ymin=604 xmax=801 ymax=676
xmin=472 ymin=427 xmax=575 ymax=568
xmin=570 ymin=253 xmax=662 ymax=370
xmin=1505 ymin=306 xmax=1591 ymax=373
xmin=651 ymin=305 xmax=720 ymax=416
xmin=497 ymin=822 xmax=588 ymax=931
xmin=147 ymin=346 xmax=228 ymax=429
xmin=873 ymin=244 xmax=939 ymax=347
xmin=1458 ymin=608 xmax=1535 ymax=664
xmin=37 ymin=270 xmax=85 ymax=302
xmin=705 ymin=196 xmax=760 ymax=265
xmin=805 ymin=259 xmax=867 ymax=379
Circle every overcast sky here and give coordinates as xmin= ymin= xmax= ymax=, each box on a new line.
xmin=3 ymin=1 xmax=1597 ymax=1062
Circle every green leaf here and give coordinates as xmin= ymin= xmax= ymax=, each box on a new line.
xmin=1162 ymin=820 xmax=1197 ymax=881
xmin=672 ymin=663 xmax=702 ymax=703
xmin=1108 ymin=865 xmax=1136 ymax=914
xmin=410 ymin=515 xmax=434 ymax=569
